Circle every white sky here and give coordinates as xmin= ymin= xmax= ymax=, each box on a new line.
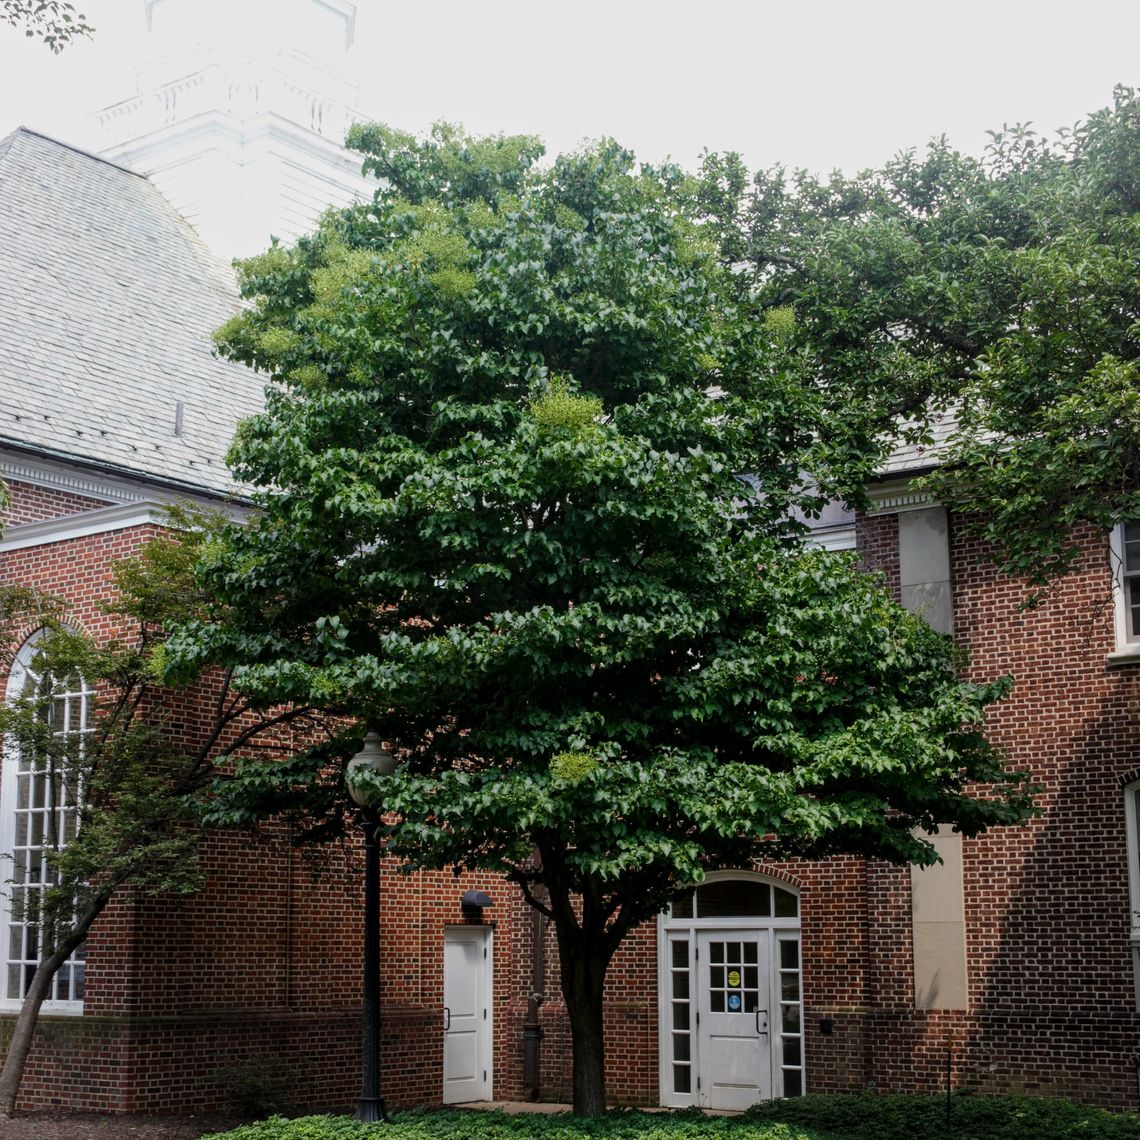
xmin=0 ymin=0 xmax=1137 ymax=176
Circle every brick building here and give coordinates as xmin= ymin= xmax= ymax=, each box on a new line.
xmin=3 ymin=24 xmax=1140 ymax=1122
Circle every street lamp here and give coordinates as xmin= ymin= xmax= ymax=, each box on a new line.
xmin=346 ymin=730 xmax=397 ymax=1123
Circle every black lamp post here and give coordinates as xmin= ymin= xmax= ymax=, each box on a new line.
xmin=346 ymin=731 xmax=397 ymax=1123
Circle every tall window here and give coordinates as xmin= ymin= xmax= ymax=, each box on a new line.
xmin=1110 ymin=523 xmax=1140 ymax=655
xmin=0 ymin=630 xmax=91 ymax=1011
xmin=1125 ymin=781 xmax=1140 ymax=1009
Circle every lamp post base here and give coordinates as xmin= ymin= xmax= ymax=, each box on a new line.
xmin=354 ymin=1096 xmax=389 ymax=1123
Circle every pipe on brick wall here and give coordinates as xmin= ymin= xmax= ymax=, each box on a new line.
xmin=522 ymin=890 xmax=546 ymax=1100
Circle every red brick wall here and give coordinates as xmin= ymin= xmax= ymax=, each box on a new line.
xmin=0 ymin=522 xmax=368 ymax=1114
xmin=791 ymin=511 xmax=1140 ymax=1110
xmin=2 ymin=479 xmax=113 ymax=527
xmin=5 ymin=497 xmax=1140 ymax=1114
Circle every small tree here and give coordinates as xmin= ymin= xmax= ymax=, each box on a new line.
xmin=1 ymin=1 xmax=92 ymax=51
xmin=169 ymin=125 xmax=1037 ymax=1115
xmin=0 ymin=526 xmax=323 ymax=1117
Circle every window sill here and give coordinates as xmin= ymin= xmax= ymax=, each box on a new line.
xmin=1107 ymin=647 xmax=1140 ymax=665
xmin=0 ymin=1000 xmax=83 ymax=1017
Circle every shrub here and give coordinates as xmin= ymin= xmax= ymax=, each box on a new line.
xmin=202 ymin=1108 xmax=823 ymax=1140
xmin=211 ymin=1056 xmax=300 ymax=1119
xmin=747 ymin=1093 xmax=1140 ymax=1139
xmin=202 ymin=1099 xmax=1140 ymax=1140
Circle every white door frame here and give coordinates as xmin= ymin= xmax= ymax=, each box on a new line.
xmin=443 ymin=925 xmax=493 ymax=1103
xmin=657 ymin=871 xmax=802 ymax=1108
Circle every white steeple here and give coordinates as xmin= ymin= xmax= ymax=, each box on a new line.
xmin=95 ymin=0 xmax=375 ymax=258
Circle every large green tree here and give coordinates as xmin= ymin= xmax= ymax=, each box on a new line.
xmin=169 ymin=124 xmax=1034 ymax=1115
xmin=707 ymin=84 xmax=1140 ymax=587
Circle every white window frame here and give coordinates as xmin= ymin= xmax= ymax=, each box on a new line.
xmin=0 ymin=628 xmax=90 ymax=1014
xmin=1109 ymin=523 xmax=1140 ymax=660
xmin=1124 ymin=781 xmax=1140 ymax=1010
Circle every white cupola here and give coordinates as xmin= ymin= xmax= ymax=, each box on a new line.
xmin=95 ymin=0 xmax=375 ymax=258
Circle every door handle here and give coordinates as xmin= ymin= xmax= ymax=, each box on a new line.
xmin=756 ymin=1009 xmax=769 ymax=1035
xmin=443 ymin=1006 xmax=451 ymax=1031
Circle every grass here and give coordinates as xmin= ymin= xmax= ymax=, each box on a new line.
xmin=202 ymin=1095 xmax=1140 ymax=1140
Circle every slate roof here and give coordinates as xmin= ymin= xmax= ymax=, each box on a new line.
xmin=0 ymin=128 xmax=264 ymax=500
xmin=878 ymin=407 xmax=958 ymax=478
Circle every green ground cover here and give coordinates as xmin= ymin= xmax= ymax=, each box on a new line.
xmin=202 ymin=1095 xmax=1140 ymax=1140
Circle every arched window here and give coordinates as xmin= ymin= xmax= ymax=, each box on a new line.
xmin=0 ymin=629 xmax=92 ymax=1011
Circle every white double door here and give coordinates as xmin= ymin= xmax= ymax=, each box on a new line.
xmin=442 ymin=926 xmax=493 ymax=1103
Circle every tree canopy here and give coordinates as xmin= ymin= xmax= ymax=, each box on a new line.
xmin=711 ymin=84 xmax=1140 ymax=586
xmin=170 ymin=123 xmax=1035 ymax=1113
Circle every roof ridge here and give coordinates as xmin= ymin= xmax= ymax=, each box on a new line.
xmin=0 ymin=126 xmax=149 ymax=180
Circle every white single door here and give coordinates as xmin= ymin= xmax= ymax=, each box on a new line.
xmin=696 ymin=932 xmax=771 ymax=1109
xmin=443 ymin=926 xmax=492 ymax=1103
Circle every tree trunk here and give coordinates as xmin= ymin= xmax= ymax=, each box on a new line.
xmin=0 ymin=898 xmax=106 ymax=1117
xmin=557 ymin=926 xmax=612 ymax=1116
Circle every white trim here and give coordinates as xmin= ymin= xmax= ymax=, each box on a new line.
xmin=1125 ymin=781 xmax=1140 ymax=1011
xmin=866 ymin=479 xmax=937 ymax=515
xmin=1127 ymin=781 xmax=1140 ymax=926
xmin=1 ymin=456 xmax=140 ymax=506
xmin=1109 ymin=523 xmax=1140 ymax=658
xmin=0 ymin=453 xmax=244 ymax=513
xmin=1 ymin=502 xmax=176 ymax=552
xmin=808 ymin=525 xmax=856 ymax=553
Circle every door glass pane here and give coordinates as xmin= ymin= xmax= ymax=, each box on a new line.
xmin=669 ymin=937 xmax=692 ymax=1097
xmin=778 ymin=934 xmax=804 ymax=1099
xmin=706 ymin=939 xmax=760 ymax=1015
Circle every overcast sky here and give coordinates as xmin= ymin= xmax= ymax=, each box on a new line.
xmin=0 ymin=0 xmax=1137 ymax=176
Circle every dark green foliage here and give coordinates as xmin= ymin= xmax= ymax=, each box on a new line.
xmin=201 ymin=1108 xmax=825 ymax=1139
xmin=747 ymin=1093 xmax=1140 ymax=1140
xmin=177 ymin=124 xmax=1035 ymax=1113
xmin=183 ymin=124 xmax=1032 ymax=893
xmin=701 ymin=85 xmax=1140 ymax=587
xmin=200 ymin=1099 xmax=1140 ymax=1140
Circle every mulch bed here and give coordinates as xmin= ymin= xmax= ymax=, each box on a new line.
xmin=1 ymin=1113 xmax=247 ymax=1139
